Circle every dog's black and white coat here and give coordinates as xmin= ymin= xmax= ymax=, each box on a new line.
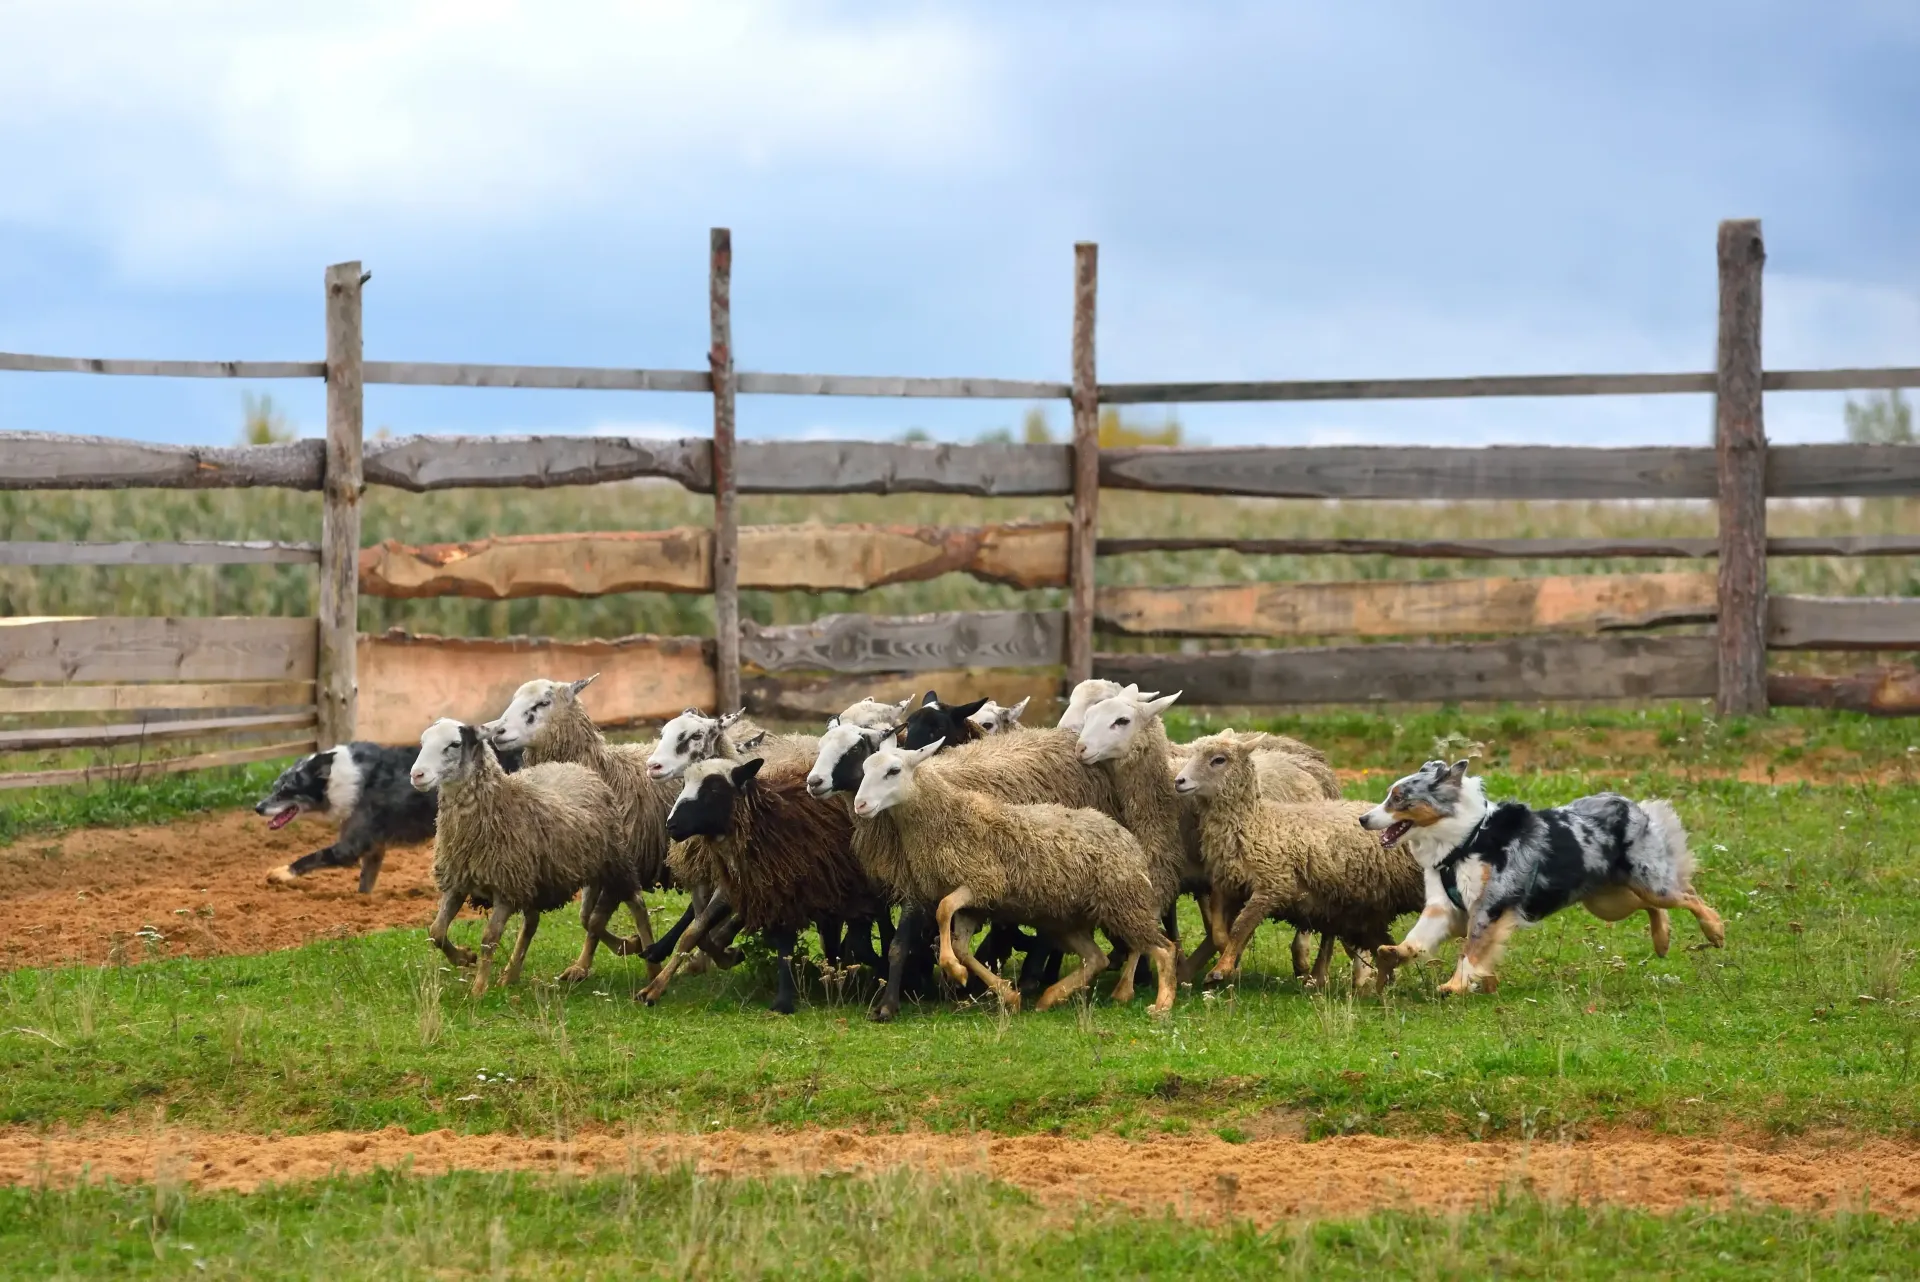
xmin=256 ymin=742 xmax=521 ymax=893
xmin=1361 ymin=759 xmax=1724 ymax=993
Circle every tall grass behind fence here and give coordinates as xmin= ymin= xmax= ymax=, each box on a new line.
xmin=5 ymin=485 xmax=1916 ymax=643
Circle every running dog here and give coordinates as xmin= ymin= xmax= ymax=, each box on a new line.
xmin=1359 ymin=760 xmax=1724 ymax=994
xmin=257 ymin=742 xmax=520 ymax=892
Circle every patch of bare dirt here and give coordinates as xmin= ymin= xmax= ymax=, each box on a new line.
xmin=0 ymin=811 xmax=439 ymax=970
xmin=3 ymin=1126 xmax=1917 ymax=1223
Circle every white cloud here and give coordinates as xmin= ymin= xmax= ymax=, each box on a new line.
xmin=0 ymin=0 xmax=998 ymax=272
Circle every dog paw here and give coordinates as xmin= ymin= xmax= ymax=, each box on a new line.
xmin=264 ymin=865 xmax=299 ymax=888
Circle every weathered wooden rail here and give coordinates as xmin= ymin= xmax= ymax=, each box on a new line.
xmin=3 ymin=219 xmax=1919 ymax=788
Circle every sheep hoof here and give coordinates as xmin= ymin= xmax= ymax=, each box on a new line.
xmin=769 ymin=997 xmax=797 ymax=1016
xmin=1204 ymin=967 xmax=1233 ymax=986
xmin=1476 ymin=974 xmax=1499 ymax=995
xmin=1435 ymin=979 xmax=1468 ymax=997
xmin=1001 ymin=991 xmax=1023 ymax=1014
xmin=264 ymin=865 xmax=299 ymax=888
xmin=555 ymin=964 xmax=590 ymax=984
xmin=869 ymin=1004 xmax=897 ymax=1025
xmin=1148 ymin=1000 xmax=1174 ymax=1018
xmin=442 ymin=947 xmax=477 ymax=967
xmin=941 ymin=961 xmax=969 ymax=986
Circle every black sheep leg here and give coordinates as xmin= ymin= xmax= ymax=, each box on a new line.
xmin=769 ymin=924 xmax=801 ymax=1015
xmin=841 ymin=916 xmax=884 ymax=969
xmin=643 ymin=898 xmax=702 ymax=965
xmin=873 ymin=902 xmax=931 ymax=1023
xmin=816 ymin=916 xmax=846 ymax=967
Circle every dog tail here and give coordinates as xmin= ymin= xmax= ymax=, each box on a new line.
xmin=1640 ymin=799 xmax=1694 ymax=886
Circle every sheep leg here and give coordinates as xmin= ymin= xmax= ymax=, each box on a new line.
xmin=1177 ymin=891 xmax=1221 ymax=984
xmin=502 ymin=910 xmax=540 ymax=986
xmin=840 ymin=916 xmax=884 ymax=969
xmin=1035 ymin=929 xmax=1108 ymax=1012
xmin=428 ymin=889 xmax=476 ymax=967
xmin=703 ymin=912 xmax=746 ymax=968
xmin=934 ymin=888 xmax=979 ymax=987
xmin=1147 ymin=940 xmax=1178 ymax=1016
xmin=638 ymin=895 xmax=729 ymax=1005
xmin=643 ymin=899 xmax=700 ymax=965
xmin=470 ymin=903 xmax=516 ymax=997
xmin=1290 ymin=930 xmax=1315 ymax=979
xmin=1307 ymin=933 xmax=1336 ymax=990
xmin=559 ymin=887 xmax=617 ymax=983
xmin=949 ymin=917 xmax=1020 ymax=1012
xmin=975 ymin=923 xmax=1022 ymax=976
xmin=872 ymin=902 xmax=931 ymax=1024
xmin=1342 ymin=937 xmax=1380 ymax=996
xmin=1110 ymin=946 xmax=1141 ymax=1004
xmin=769 ymin=924 xmax=802 ymax=1015
xmin=815 ymin=916 xmax=846 ymax=968
xmin=1207 ymin=892 xmax=1280 ymax=984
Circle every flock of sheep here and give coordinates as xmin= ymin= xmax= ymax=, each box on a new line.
xmin=405 ymin=674 xmax=1430 ymax=1019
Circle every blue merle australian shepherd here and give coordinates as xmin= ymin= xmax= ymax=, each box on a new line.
xmin=1358 ymin=760 xmax=1724 ymax=994
xmin=257 ymin=742 xmax=520 ymax=893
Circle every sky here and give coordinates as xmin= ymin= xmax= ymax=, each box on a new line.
xmin=1 ymin=0 xmax=1916 ymax=450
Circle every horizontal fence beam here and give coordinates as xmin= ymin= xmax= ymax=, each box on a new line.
xmin=354 ymin=630 xmax=713 ymax=745
xmin=0 ymin=711 xmax=315 ymax=753
xmin=743 ymin=666 xmax=1062 ymax=722
xmin=1097 ymin=573 xmax=1717 ymax=639
xmin=1768 ymin=667 xmax=1920 ymax=716
xmin=1097 ymin=535 xmax=1920 ymax=559
xmin=0 ymin=738 xmax=314 ymax=792
xmin=0 ymin=680 xmax=315 ymax=716
xmin=741 ymin=609 xmax=1065 ymax=674
xmin=0 ymin=540 xmax=319 ymax=566
xmin=1769 ymin=596 xmax=1920 ymax=651
xmin=5 ymin=433 xmax=1917 ymax=500
xmin=0 ymin=617 xmax=317 ymax=684
xmin=359 ymin=522 xmax=1067 ymax=600
xmin=0 ymin=353 xmax=323 ymax=379
xmin=1095 ymin=635 xmax=1720 ymax=705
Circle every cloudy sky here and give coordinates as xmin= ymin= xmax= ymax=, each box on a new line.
xmin=1 ymin=0 xmax=1916 ymax=449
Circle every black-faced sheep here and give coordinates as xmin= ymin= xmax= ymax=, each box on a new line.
xmin=411 ymin=719 xmax=625 ymax=995
xmin=855 ymin=739 xmax=1177 ymax=1015
xmin=643 ymin=755 xmax=889 ymax=1014
xmin=1173 ymin=732 xmax=1423 ymax=992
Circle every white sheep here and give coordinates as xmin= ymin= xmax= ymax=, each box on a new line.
xmin=411 ymin=719 xmax=625 ymax=995
xmin=968 ymin=696 xmax=1032 ymax=735
xmin=646 ymin=708 xmax=819 ymax=782
xmin=854 ymin=739 xmax=1177 ymax=1016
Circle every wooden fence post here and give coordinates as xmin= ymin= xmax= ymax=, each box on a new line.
xmin=710 ymin=228 xmax=742 ymax=715
xmin=1067 ymin=242 xmax=1099 ymax=688
xmin=1714 ymin=219 xmax=1768 ymax=717
xmin=319 ymin=261 xmax=365 ymax=748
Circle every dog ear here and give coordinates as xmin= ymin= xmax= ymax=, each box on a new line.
xmin=312 ymin=749 xmax=335 ymax=778
xmin=730 ymin=757 xmax=764 ymax=788
xmin=1447 ymin=759 xmax=1470 ymax=783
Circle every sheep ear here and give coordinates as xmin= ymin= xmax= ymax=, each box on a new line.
xmin=895 ymin=695 xmax=913 ymax=710
xmin=904 ymin=741 xmax=945 ymax=767
xmin=1448 ymin=759 xmax=1470 ymax=782
xmin=1007 ymin=696 xmax=1031 ymax=722
xmin=1141 ymin=691 xmax=1182 ymax=717
xmin=458 ymin=724 xmax=479 ymax=748
xmin=718 ymin=708 xmax=746 ymax=730
xmin=826 ymin=715 xmax=841 ymax=730
xmin=730 ymin=758 xmax=764 ymax=787
xmin=952 ymin=696 xmax=990 ymax=719
xmin=682 ymin=707 xmax=700 ymax=719
xmin=568 ymin=673 xmax=599 ymax=696
xmin=920 ymin=689 xmax=940 ymax=708
xmin=860 ymin=725 xmax=894 ymax=744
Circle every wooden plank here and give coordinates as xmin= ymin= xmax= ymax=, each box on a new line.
xmin=1769 ymin=445 xmax=1920 ymax=498
xmin=0 ymin=432 xmax=323 ymax=491
xmin=1769 ymin=667 xmax=1920 ymax=716
xmin=744 ymin=667 xmax=1061 ymax=722
xmin=736 ymin=440 xmax=1072 ymax=496
xmin=1095 ymin=635 xmax=1720 ymax=706
xmin=1715 ymin=220 xmax=1769 ymax=716
xmin=0 ymin=711 xmax=316 ymax=753
xmin=1097 ymin=534 xmax=1920 ymax=559
xmin=363 ymin=360 xmax=709 ymax=392
xmin=0 ymin=352 xmax=322 ymax=379
xmin=740 ymin=610 xmax=1066 ymax=675
xmin=1769 ymin=597 xmax=1920 ymax=651
xmin=1098 ymin=371 xmax=1716 ymax=405
xmin=0 ymin=618 xmax=317 ymax=684
xmin=0 ymin=681 xmax=315 ymax=715
xmin=320 ymin=262 xmax=365 ymax=749
xmin=1099 ymin=446 xmax=1718 ymax=500
xmin=1096 ymin=572 xmax=1719 ymax=639
xmin=1068 ymin=242 xmax=1099 ymax=688
xmin=356 ymin=521 xmax=1069 ymax=600
xmin=711 ymin=228 xmax=742 ymax=717
xmin=737 ymin=372 xmax=1068 ymax=399
xmin=0 ymin=738 xmax=316 ymax=792
xmin=0 ymin=540 xmax=319 ymax=566
xmin=355 ymin=630 xmax=714 ymax=744
xmin=363 ymin=434 xmax=711 ymax=493
xmin=1765 ymin=368 xmax=1920 ymax=392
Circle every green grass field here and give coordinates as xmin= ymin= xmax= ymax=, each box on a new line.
xmin=4 ymin=705 xmax=1918 ymax=1276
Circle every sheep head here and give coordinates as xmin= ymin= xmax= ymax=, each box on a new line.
xmin=648 ymin=707 xmax=746 ymax=781
xmin=1170 ymin=731 xmax=1253 ymax=797
xmin=853 ymin=740 xmax=944 ymax=817
xmin=808 ymin=717 xmax=895 ymax=799
xmin=1076 ymin=690 xmax=1181 ymax=764
xmin=412 ymin=718 xmax=485 ymax=791
xmin=483 ymin=673 xmax=598 ymax=751
xmin=968 ymin=695 xmax=1031 ymax=735
xmin=667 ymin=756 xmax=764 ymax=841
xmin=897 ymin=691 xmax=989 ymax=750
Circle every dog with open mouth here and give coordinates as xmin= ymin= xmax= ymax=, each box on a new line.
xmin=256 ymin=742 xmax=520 ymax=893
xmin=1359 ymin=759 xmax=1724 ymax=994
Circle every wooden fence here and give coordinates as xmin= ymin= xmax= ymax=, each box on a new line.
xmin=3 ymin=219 xmax=1920 ymax=787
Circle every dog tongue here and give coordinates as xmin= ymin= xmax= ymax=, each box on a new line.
xmin=1379 ymin=819 xmax=1413 ymax=849
xmin=267 ymin=808 xmax=297 ymax=830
